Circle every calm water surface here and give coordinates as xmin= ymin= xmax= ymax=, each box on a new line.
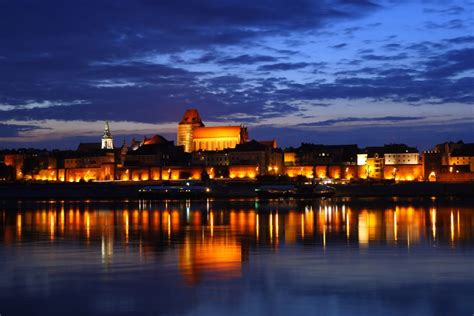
xmin=0 ymin=198 xmax=473 ymax=316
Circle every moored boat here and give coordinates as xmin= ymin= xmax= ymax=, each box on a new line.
xmin=138 ymin=181 xmax=211 ymax=198
xmin=255 ymin=183 xmax=335 ymax=198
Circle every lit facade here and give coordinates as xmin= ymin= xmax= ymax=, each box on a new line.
xmin=284 ymin=165 xmax=357 ymax=180
xmin=229 ymin=165 xmax=259 ymax=179
xmin=357 ymin=145 xmax=421 ymax=180
xmin=64 ymin=152 xmax=115 ymax=169
xmin=284 ymin=152 xmax=297 ymax=166
xmin=384 ymin=152 xmax=419 ymax=165
xmin=177 ymin=109 xmax=204 ymax=152
xmin=383 ymin=165 xmax=423 ymax=181
xmin=190 ymin=140 xmax=283 ymax=177
xmin=433 ymin=142 xmax=474 ymax=179
xmin=193 ymin=126 xmax=247 ymax=151
xmin=291 ymin=144 xmax=358 ymax=166
xmin=124 ymin=134 xmax=188 ymax=168
xmin=177 ymin=109 xmax=248 ymax=152
xmin=192 ymin=151 xmax=229 ymax=166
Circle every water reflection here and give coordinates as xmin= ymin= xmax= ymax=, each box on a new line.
xmin=4 ymin=200 xmax=474 ymax=244
xmin=2 ymin=199 xmax=474 ymax=268
xmin=1 ymin=198 xmax=474 ymax=315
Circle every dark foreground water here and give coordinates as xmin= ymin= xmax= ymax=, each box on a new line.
xmin=0 ymin=198 xmax=473 ymax=316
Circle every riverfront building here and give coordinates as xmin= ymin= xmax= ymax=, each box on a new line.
xmin=356 ymin=144 xmax=423 ymax=181
xmin=423 ymin=141 xmax=474 ymax=182
xmin=1 ymin=113 xmax=474 ymax=183
xmin=177 ymin=109 xmax=248 ymax=152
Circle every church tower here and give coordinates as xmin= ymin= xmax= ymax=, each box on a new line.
xmin=177 ymin=109 xmax=204 ymax=152
xmin=101 ymin=121 xmax=114 ymax=150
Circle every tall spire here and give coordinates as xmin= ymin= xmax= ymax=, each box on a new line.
xmin=101 ymin=121 xmax=114 ymax=149
xmin=103 ymin=121 xmax=112 ymax=138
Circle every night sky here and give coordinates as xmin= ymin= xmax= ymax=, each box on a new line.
xmin=0 ymin=0 xmax=473 ymax=149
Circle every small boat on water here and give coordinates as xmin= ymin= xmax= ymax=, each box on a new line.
xmin=138 ymin=181 xmax=211 ymax=198
xmin=254 ymin=184 xmax=297 ymax=197
xmin=255 ymin=183 xmax=336 ymax=198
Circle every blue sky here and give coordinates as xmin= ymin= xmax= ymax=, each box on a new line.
xmin=0 ymin=0 xmax=473 ymax=149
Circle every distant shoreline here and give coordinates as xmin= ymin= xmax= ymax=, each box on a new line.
xmin=0 ymin=181 xmax=472 ymax=200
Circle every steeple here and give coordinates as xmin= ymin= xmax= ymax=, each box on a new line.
xmin=103 ymin=121 xmax=112 ymax=137
xmin=101 ymin=121 xmax=114 ymax=149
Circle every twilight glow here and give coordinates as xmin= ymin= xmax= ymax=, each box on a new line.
xmin=0 ymin=0 xmax=473 ymax=149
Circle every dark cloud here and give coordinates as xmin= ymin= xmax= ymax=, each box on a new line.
xmin=424 ymin=48 xmax=474 ymax=78
xmin=444 ymin=36 xmax=474 ymax=44
xmin=0 ymin=123 xmax=46 ymax=138
xmin=330 ymin=43 xmax=347 ymax=49
xmin=343 ymin=26 xmax=362 ymax=35
xmin=271 ymin=56 xmax=474 ymax=105
xmin=335 ymin=67 xmax=377 ymax=76
xmin=217 ymin=54 xmax=280 ymax=65
xmin=383 ymin=43 xmax=402 ymax=50
xmin=423 ymin=6 xmax=465 ymax=16
xmin=366 ymin=22 xmax=381 ymax=27
xmin=190 ymin=52 xmax=220 ymax=64
xmin=1 ymin=43 xmax=473 ymax=127
xmin=0 ymin=0 xmax=472 ymax=149
xmin=357 ymin=49 xmax=373 ymax=54
xmin=0 ymin=0 xmax=380 ymax=121
xmin=425 ymin=19 xmax=465 ymax=30
xmin=361 ymin=53 xmax=408 ymax=61
xmin=299 ymin=116 xmax=425 ymax=127
xmin=405 ymin=41 xmax=448 ymax=54
xmin=267 ymin=48 xmax=300 ymax=55
xmin=258 ymin=62 xmax=312 ymax=71
xmin=0 ymin=0 xmax=379 ymax=58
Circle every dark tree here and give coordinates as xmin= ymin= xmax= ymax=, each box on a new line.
xmin=179 ymin=171 xmax=192 ymax=180
xmin=201 ymin=169 xmax=210 ymax=182
xmin=215 ymin=167 xmax=229 ymax=178
xmin=0 ymin=163 xmax=15 ymax=181
xmin=295 ymin=175 xmax=308 ymax=185
xmin=21 ymin=157 xmax=43 ymax=178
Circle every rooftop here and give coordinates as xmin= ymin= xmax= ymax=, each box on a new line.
xmin=143 ymin=134 xmax=172 ymax=146
xmin=451 ymin=143 xmax=474 ymax=157
xmin=193 ymin=126 xmax=242 ymax=139
xmin=179 ymin=109 xmax=204 ymax=126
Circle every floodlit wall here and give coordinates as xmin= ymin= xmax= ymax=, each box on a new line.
xmin=3 ymin=154 xmax=25 ymax=179
xmin=384 ymin=153 xmax=419 ymax=165
xmin=118 ymin=166 xmax=203 ymax=181
xmin=285 ymin=165 xmax=357 ymax=180
xmin=284 ymin=166 xmax=315 ymax=178
xmin=177 ymin=123 xmax=194 ymax=153
xmin=382 ymin=165 xmax=423 ymax=181
xmin=448 ymin=156 xmax=471 ymax=166
xmin=229 ymin=165 xmax=258 ymax=179
xmin=284 ymin=152 xmax=296 ymax=166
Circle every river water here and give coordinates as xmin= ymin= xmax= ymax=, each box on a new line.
xmin=0 ymin=198 xmax=473 ymax=315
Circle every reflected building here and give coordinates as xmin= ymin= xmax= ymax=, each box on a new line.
xmin=179 ymin=236 xmax=242 ymax=285
xmin=2 ymin=199 xmax=474 ymax=285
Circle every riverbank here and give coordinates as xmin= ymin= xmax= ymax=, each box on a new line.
xmin=0 ymin=181 xmax=472 ymax=199
xmin=333 ymin=182 xmax=474 ymax=198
